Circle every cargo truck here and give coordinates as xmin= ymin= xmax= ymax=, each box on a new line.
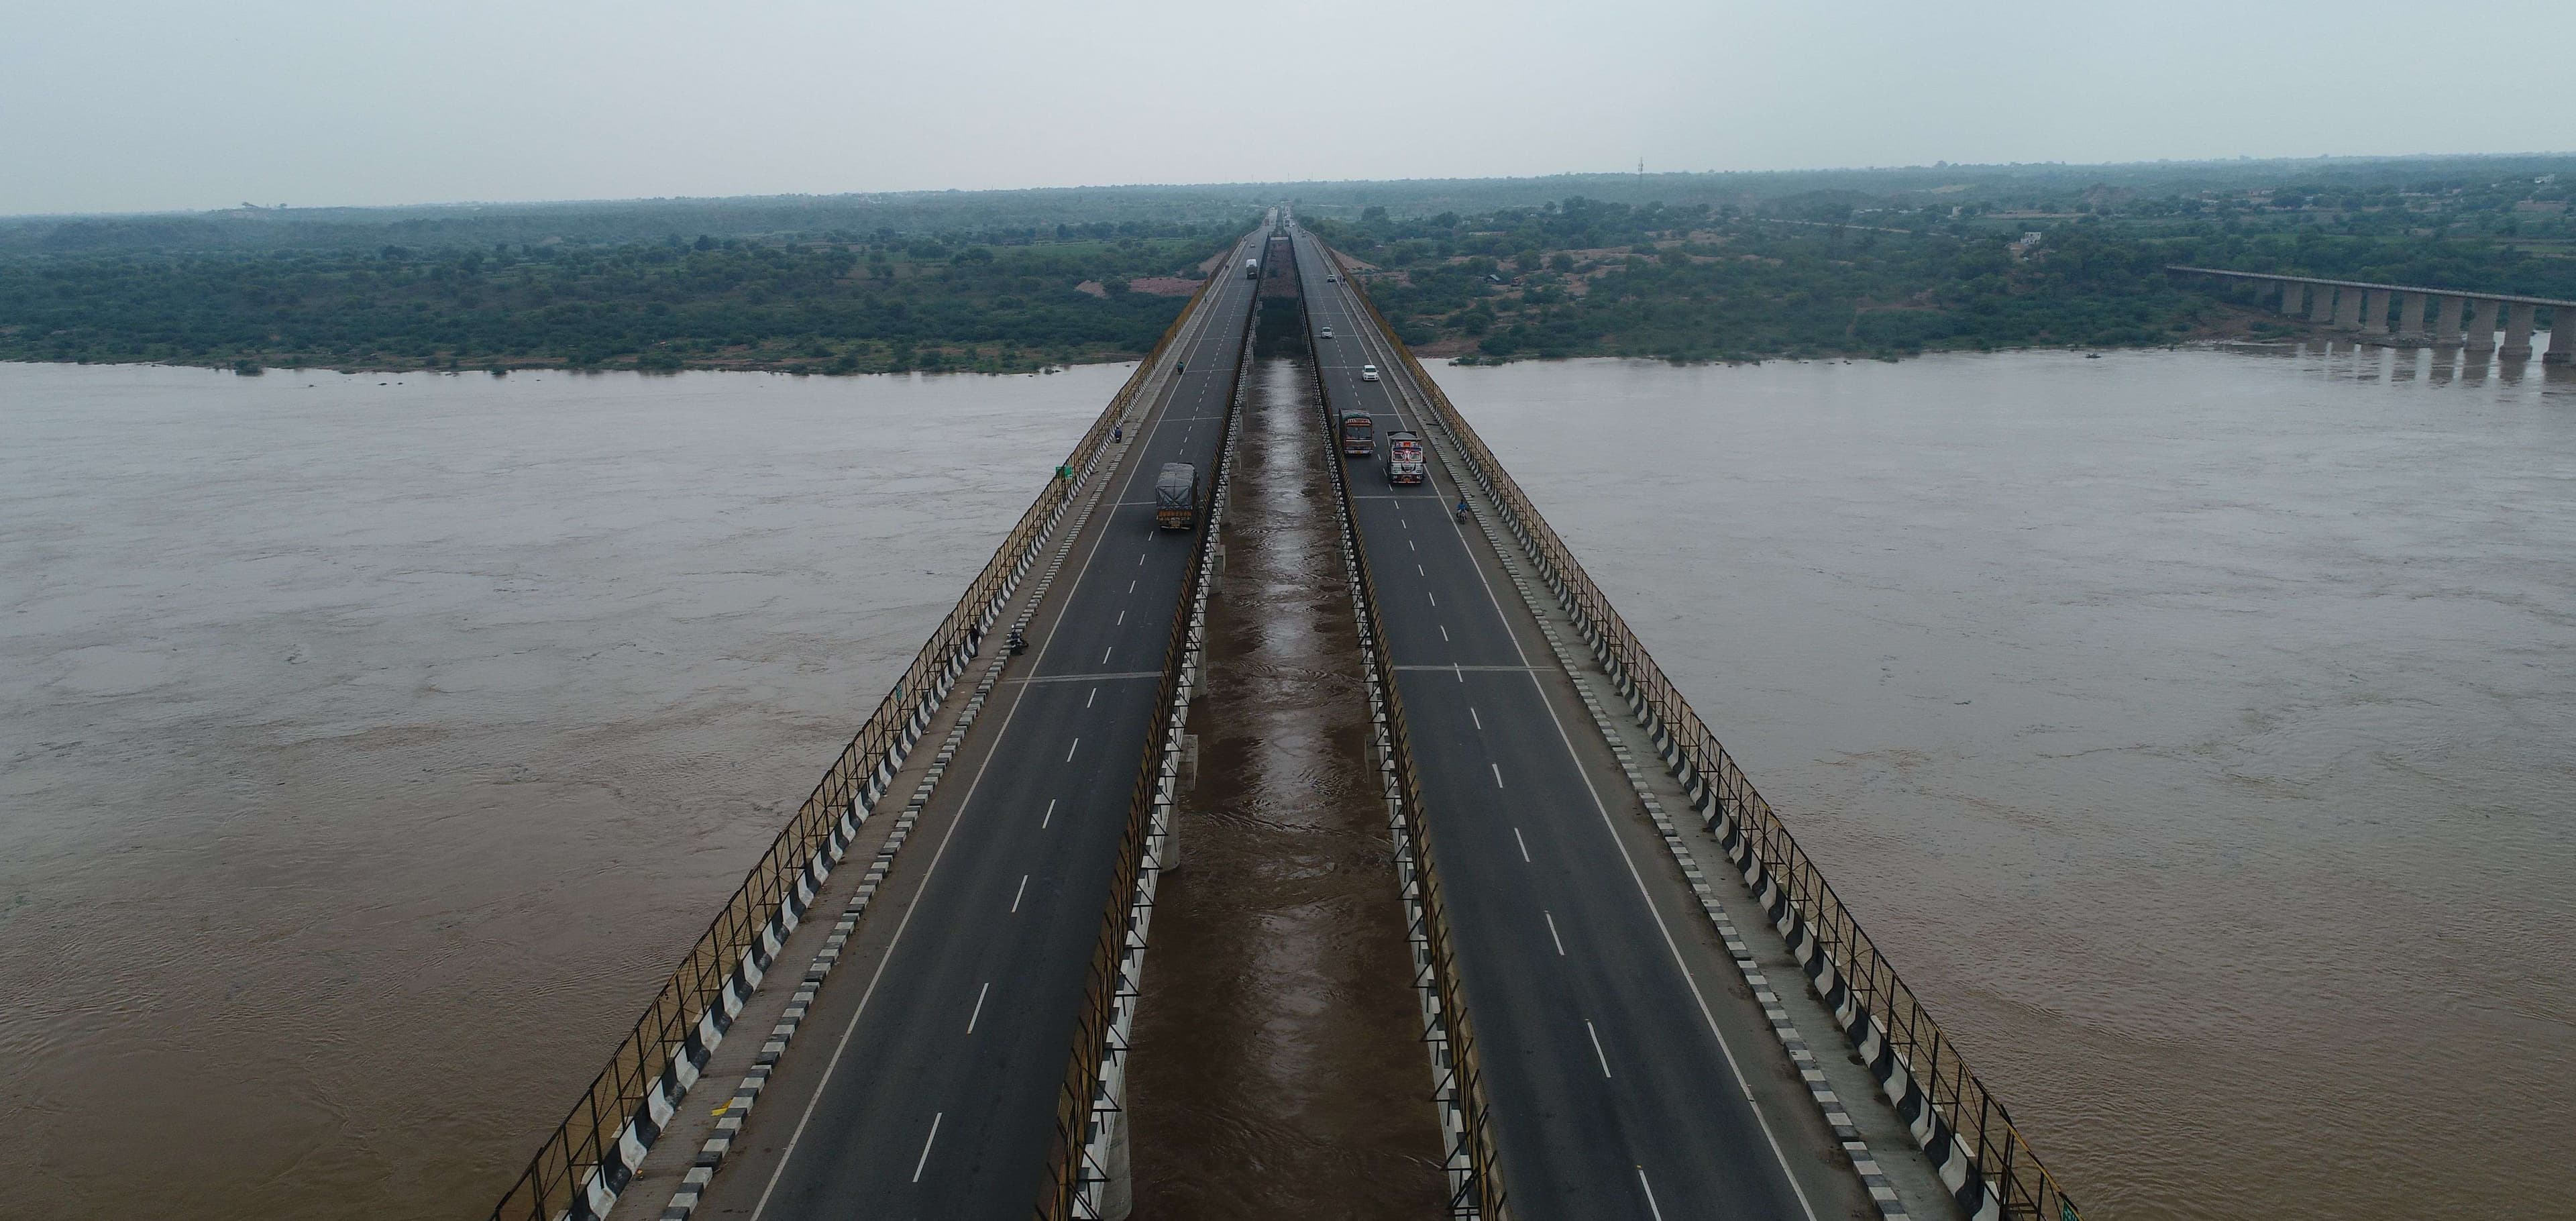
xmin=1244 ymin=258 xmax=1260 ymax=279
xmin=1385 ymin=430 xmax=1426 ymax=484
xmin=1338 ymin=411 xmax=1374 ymax=457
xmin=1155 ymin=462 xmax=1200 ymax=530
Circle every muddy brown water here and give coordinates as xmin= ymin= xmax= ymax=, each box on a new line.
xmin=1126 ymin=354 xmax=1447 ymax=1217
xmin=5 ymin=339 xmax=2569 ymax=1220
xmin=0 ymin=362 xmax=1110 ymax=1219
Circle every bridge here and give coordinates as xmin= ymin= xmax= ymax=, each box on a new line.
xmin=2171 ymin=265 xmax=2574 ymax=361
xmin=489 ymin=212 xmax=2080 ymax=1221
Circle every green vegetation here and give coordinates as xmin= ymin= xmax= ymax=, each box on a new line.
xmin=5 ymin=156 xmax=2571 ymax=374
xmin=0 ymin=225 xmax=1248 ymax=374
xmin=1305 ymin=157 xmax=2576 ymax=364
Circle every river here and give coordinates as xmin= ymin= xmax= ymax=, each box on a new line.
xmin=2 ymin=344 xmax=2567 ymax=1220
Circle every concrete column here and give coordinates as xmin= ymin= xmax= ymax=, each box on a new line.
xmin=2361 ymin=288 xmax=2392 ymax=337
xmin=2547 ymin=308 xmax=2573 ymax=364
xmin=2279 ymin=281 xmax=2306 ymax=316
xmin=2499 ymin=303 xmax=2535 ymax=359
xmin=2432 ymin=295 xmax=2466 ymax=344
xmin=2396 ymin=292 xmax=2429 ymax=343
xmin=2333 ymin=286 xmax=2365 ymax=330
xmin=2463 ymin=299 xmax=2498 ymax=352
xmin=2310 ymin=285 xmax=2339 ymax=325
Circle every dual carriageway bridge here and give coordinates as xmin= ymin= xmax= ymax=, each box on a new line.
xmin=488 ymin=215 xmax=2081 ymax=1221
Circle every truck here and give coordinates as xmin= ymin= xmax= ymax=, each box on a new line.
xmin=1385 ymin=430 xmax=1426 ymax=484
xmin=1338 ymin=410 xmax=1374 ymax=458
xmin=1244 ymin=258 xmax=1260 ymax=280
xmin=1155 ymin=462 xmax=1200 ymax=531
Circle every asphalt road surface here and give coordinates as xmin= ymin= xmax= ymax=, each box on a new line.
xmin=708 ymin=229 xmax=1267 ymax=1220
xmin=1290 ymin=224 xmax=1826 ymax=1221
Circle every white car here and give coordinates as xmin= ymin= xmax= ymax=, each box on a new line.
xmin=1320 ymin=326 xmax=1334 ymax=339
xmin=1328 ymin=274 xmax=1339 ymax=282
xmin=1360 ymin=364 xmax=1379 ymax=382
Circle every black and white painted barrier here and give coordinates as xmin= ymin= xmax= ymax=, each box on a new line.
xmin=1067 ymin=306 xmax=1253 ymax=1221
xmin=568 ymin=449 xmax=1116 ymax=1221
xmin=1437 ymin=417 xmax=2007 ymax=1221
xmin=1303 ymin=288 xmax=1498 ymax=1220
xmin=492 ymin=249 xmax=1253 ymax=1221
xmin=652 ymin=400 xmax=1159 ymax=1221
xmin=1316 ymin=239 xmax=2071 ymax=1221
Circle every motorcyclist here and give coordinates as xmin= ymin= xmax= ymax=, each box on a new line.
xmin=1454 ymin=496 xmax=1470 ymax=522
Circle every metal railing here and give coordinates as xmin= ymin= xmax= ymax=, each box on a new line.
xmin=490 ymin=248 xmax=1240 ymax=1221
xmin=1324 ymin=244 xmax=2080 ymax=1221
xmin=1036 ymin=238 xmax=1260 ymax=1220
xmin=1298 ymin=239 xmax=1507 ymax=1218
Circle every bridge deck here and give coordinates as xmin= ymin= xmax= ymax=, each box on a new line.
xmin=1293 ymin=225 xmax=1951 ymax=1220
xmin=616 ymin=232 xmax=1263 ymax=1221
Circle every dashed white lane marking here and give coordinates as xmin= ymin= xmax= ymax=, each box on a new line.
xmin=1544 ymin=910 xmax=1566 ymax=955
xmin=1491 ymin=762 xmax=1505 ymax=788
xmin=1638 ymin=1167 xmax=1666 ymax=1220
xmin=1138 ymin=552 xmax=1146 ymax=566
xmin=1041 ymin=798 xmax=1056 ymax=829
xmin=966 ymin=982 xmax=990 ymax=1034
xmin=1514 ymin=827 xmax=1532 ymax=862
xmin=1128 ymin=580 xmax=1136 ymax=593
xmin=1102 ymin=647 xmax=1114 ymax=666
xmin=1417 ymin=564 xmax=1426 ymax=576
xmin=1085 ymin=686 xmax=1097 ymax=708
xmin=1065 ymin=737 xmax=1080 ymax=762
xmin=1011 ymin=874 xmax=1028 ymax=912
xmin=1116 ymin=609 xmax=1125 ymax=626
xmin=1587 ymin=1020 xmax=1613 ymax=1077
xmin=911 ymin=1112 xmax=943 ymax=1183
xmin=1428 ymin=590 xmax=1437 ymax=606
xmin=1440 ymin=625 xmax=1450 ymax=641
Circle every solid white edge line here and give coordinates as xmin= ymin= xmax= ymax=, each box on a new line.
xmin=1318 ymin=229 xmax=1825 ymax=1221
xmin=739 ymin=263 xmax=1241 ymax=1221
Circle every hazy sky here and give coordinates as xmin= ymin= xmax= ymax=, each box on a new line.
xmin=7 ymin=0 xmax=2571 ymax=216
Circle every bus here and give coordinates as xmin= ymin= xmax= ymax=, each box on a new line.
xmin=1339 ymin=411 xmax=1374 ymax=458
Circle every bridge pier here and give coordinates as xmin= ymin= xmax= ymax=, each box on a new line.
xmin=2549 ymin=310 xmax=2573 ymax=364
xmin=2334 ymin=286 xmax=2365 ymax=331
xmin=2500 ymin=303 xmax=2536 ymax=360
xmin=2308 ymin=284 xmax=2338 ymax=325
xmin=2279 ymin=280 xmax=2305 ymax=316
xmin=2464 ymin=299 xmax=2498 ymax=352
xmin=2396 ymin=292 xmax=2430 ymax=343
xmin=2434 ymin=295 xmax=2467 ymax=345
xmin=2361 ymin=288 xmax=2392 ymax=338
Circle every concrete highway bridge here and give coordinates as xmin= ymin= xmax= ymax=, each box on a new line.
xmin=488 ymin=213 xmax=2080 ymax=1221
xmin=2171 ymin=265 xmax=2574 ymax=361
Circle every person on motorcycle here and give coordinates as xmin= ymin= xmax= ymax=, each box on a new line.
xmin=1454 ymin=496 xmax=1470 ymax=522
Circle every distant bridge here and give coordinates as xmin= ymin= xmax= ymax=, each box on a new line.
xmin=2170 ymin=265 xmax=2573 ymax=361
xmin=490 ymin=212 xmax=2082 ymax=1221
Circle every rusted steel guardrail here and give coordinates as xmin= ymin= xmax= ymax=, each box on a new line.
xmin=1301 ymin=242 xmax=1507 ymax=1218
xmin=1325 ymin=244 xmax=2080 ymax=1221
xmin=490 ymin=251 xmax=1238 ymax=1221
xmin=1038 ymin=229 xmax=1261 ymax=1220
